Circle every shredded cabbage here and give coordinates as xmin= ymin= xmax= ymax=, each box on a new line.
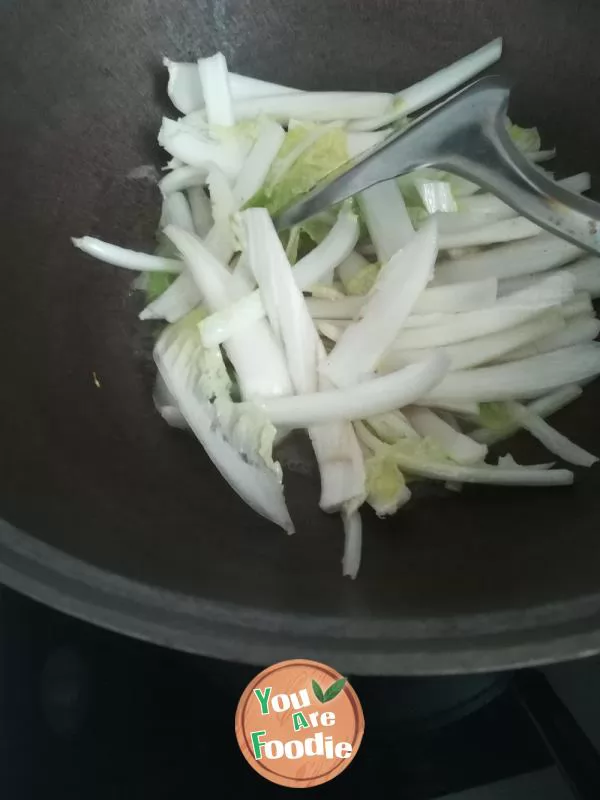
xmin=154 ymin=310 xmax=294 ymax=532
xmin=340 ymin=261 xmax=380 ymax=296
xmin=478 ymin=402 xmax=516 ymax=431
xmin=365 ymin=451 xmax=411 ymax=517
xmin=248 ymin=123 xmax=349 ymax=215
xmin=508 ymin=122 xmax=542 ymax=154
xmin=71 ymin=42 xmax=600 ymax=579
xmin=143 ymin=272 xmax=176 ymax=302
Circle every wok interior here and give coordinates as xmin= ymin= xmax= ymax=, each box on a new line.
xmin=2 ymin=0 xmax=600 ymax=650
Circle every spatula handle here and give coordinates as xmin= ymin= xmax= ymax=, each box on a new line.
xmin=428 ymin=76 xmax=600 ymax=256
xmin=278 ymin=74 xmax=600 ymax=256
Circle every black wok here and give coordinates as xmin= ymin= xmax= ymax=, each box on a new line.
xmin=2 ymin=0 xmax=600 ymax=675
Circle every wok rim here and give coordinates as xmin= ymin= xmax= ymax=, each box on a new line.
xmin=2 ymin=517 xmax=600 ymax=674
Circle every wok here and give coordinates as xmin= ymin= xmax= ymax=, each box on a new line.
xmin=2 ymin=0 xmax=600 ymax=675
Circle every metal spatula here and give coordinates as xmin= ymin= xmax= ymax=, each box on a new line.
xmin=276 ymin=75 xmax=600 ymax=256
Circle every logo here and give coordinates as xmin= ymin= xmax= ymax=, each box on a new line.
xmin=235 ymin=659 xmax=364 ymax=788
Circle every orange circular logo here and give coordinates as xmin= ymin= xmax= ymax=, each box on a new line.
xmin=235 ymin=659 xmax=364 ymax=788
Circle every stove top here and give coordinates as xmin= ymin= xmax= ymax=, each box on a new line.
xmin=0 ymin=589 xmax=595 ymax=799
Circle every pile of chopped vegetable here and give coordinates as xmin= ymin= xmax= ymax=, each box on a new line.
xmin=72 ymin=38 xmax=600 ymax=578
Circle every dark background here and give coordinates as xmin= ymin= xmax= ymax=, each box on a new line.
xmin=3 ymin=589 xmax=592 ymax=800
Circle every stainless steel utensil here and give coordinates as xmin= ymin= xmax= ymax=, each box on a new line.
xmin=277 ymin=75 xmax=600 ymax=256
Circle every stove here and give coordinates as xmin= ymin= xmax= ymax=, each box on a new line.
xmin=0 ymin=588 xmax=597 ymax=799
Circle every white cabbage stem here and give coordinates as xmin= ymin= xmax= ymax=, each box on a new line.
xmin=164 ymin=58 xmax=302 ymax=115
xmin=139 ymin=272 xmax=199 ymax=323
xmin=323 ymin=220 xmax=438 ymax=387
xmin=187 ymin=187 xmax=213 ymax=237
xmin=383 ymin=310 xmax=565 ymax=372
xmin=310 ymin=419 xmax=366 ymax=513
xmin=232 ymin=92 xmax=393 ymax=123
xmin=393 ymin=453 xmax=572 ymax=486
xmin=233 ymin=120 xmax=286 ymax=207
xmin=308 ymin=278 xmax=498 ymax=320
xmin=72 ymin=236 xmax=182 ymax=272
xmin=349 ymin=38 xmax=503 ymax=131
xmin=255 ymin=352 xmax=448 ymax=427
xmin=436 ymin=233 xmax=582 ymax=283
xmin=341 ymin=508 xmax=363 ymax=579
xmin=562 ymin=293 xmax=594 ymax=320
xmin=391 ymin=273 xmax=574 ymax=350
xmin=159 ymin=165 xmax=212 ymax=195
xmin=438 ymin=217 xmax=541 ymax=249
xmin=415 ymin=179 xmax=458 ymax=213
xmin=293 ymin=210 xmax=360 ymax=288
xmin=498 ymin=256 xmax=600 ymax=299
xmin=198 ymin=53 xmax=235 ymax=128
xmin=427 ymin=345 xmax=600 ymax=403
xmin=242 ymin=208 xmax=320 ymax=393
xmin=458 ymin=173 xmax=590 ymax=218
xmin=358 ymin=181 xmax=414 ymax=263
xmin=242 ymin=208 xmax=366 ymax=513
xmin=160 ymin=191 xmax=195 ymax=232
xmin=153 ymin=374 xmax=187 ymax=430
xmin=497 ymin=316 xmax=600 ymax=362
xmin=417 ymin=399 xmax=480 ymax=416
xmin=158 ymin=118 xmax=244 ymax=179
xmin=506 ymin=402 xmax=598 ymax=467
xmin=471 ymin=385 xmax=583 ymax=445
xmin=367 ymin=411 xmax=420 ymax=441
xmin=346 ymin=129 xmax=392 ymax=158
xmin=404 ymin=407 xmax=488 ymax=465
xmin=154 ymin=318 xmax=293 ymax=533
xmin=165 ymin=225 xmax=292 ymax=399
xmin=139 ymin=223 xmax=235 ymax=323
xmin=199 ymin=209 xmax=359 ymax=346
xmin=354 ymin=423 xmax=573 ymax=487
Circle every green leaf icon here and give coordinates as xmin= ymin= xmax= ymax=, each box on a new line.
xmin=323 ymin=677 xmax=347 ymax=702
xmin=312 ymin=679 xmax=325 ymax=703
